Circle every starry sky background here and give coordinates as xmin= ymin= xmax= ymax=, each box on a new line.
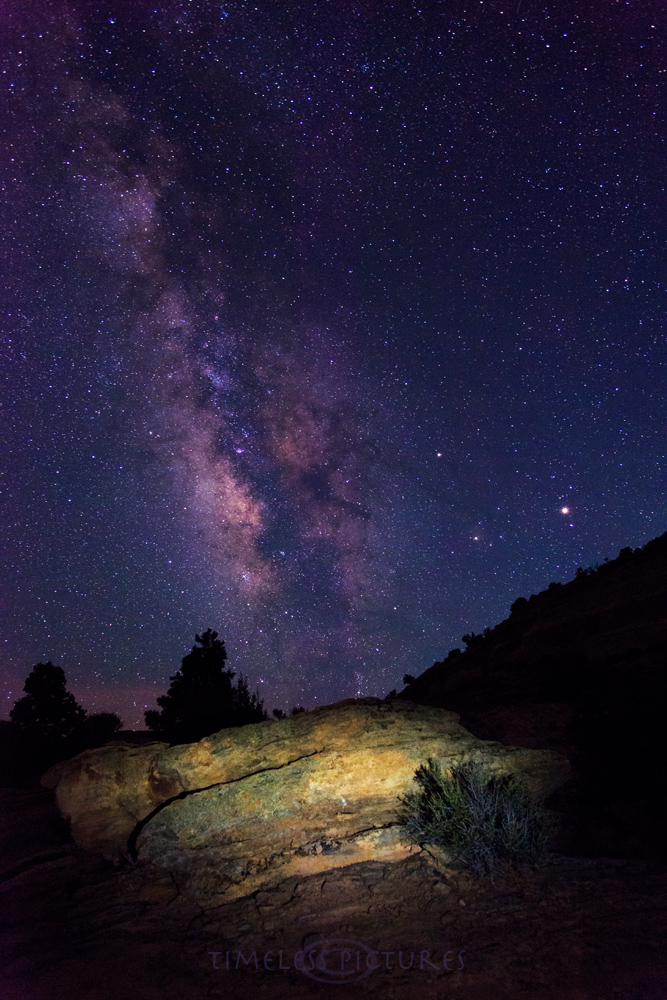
xmin=1 ymin=0 xmax=665 ymax=728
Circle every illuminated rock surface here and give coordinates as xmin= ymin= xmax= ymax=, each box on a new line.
xmin=42 ymin=698 xmax=569 ymax=902
xmin=2 ymin=786 xmax=667 ymax=1000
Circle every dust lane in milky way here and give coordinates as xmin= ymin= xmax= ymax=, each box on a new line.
xmin=1 ymin=0 xmax=665 ymax=726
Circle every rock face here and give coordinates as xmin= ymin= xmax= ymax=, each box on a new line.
xmin=5 ymin=783 xmax=667 ymax=1000
xmin=42 ymin=698 xmax=569 ymax=904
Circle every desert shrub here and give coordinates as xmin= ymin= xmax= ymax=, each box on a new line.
xmin=397 ymin=758 xmax=556 ymax=876
xmin=461 ymin=632 xmax=486 ymax=649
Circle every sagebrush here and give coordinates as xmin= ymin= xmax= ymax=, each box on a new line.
xmin=397 ymin=757 xmax=556 ymax=876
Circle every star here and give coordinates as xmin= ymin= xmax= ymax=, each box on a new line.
xmin=0 ymin=2 xmax=662 ymax=730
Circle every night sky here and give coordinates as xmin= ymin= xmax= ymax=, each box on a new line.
xmin=2 ymin=0 xmax=665 ymax=729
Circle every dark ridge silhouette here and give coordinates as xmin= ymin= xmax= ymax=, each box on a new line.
xmin=398 ymin=531 xmax=667 ymax=861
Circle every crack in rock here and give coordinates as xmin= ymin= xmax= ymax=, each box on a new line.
xmin=128 ymin=749 xmax=323 ymax=859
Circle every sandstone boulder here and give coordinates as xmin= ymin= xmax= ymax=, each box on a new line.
xmin=42 ymin=697 xmax=570 ymax=903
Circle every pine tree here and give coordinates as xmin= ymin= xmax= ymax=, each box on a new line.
xmin=9 ymin=662 xmax=87 ymax=767
xmin=145 ymin=630 xmax=267 ymax=744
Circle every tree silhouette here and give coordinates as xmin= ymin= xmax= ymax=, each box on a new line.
xmin=10 ymin=662 xmax=87 ymax=745
xmin=272 ymin=705 xmax=306 ymax=720
xmin=8 ymin=662 xmax=88 ymax=776
xmin=145 ymin=629 xmax=267 ymax=744
xmin=84 ymin=712 xmax=122 ymax=747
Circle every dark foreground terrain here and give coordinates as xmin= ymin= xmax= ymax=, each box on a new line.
xmin=2 ymin=787 xmax=666 ymax=1000
xmin=4 ymin=536 xmax=666 ymax=998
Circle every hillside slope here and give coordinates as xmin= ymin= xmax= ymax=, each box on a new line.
xmin=398 ymin=532 xmax=667 ymax=859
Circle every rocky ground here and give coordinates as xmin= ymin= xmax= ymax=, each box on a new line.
xmin=2 ymin=787 xmax=666 ymax=1000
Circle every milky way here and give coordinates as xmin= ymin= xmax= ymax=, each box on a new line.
xmin=2 ymin=0 xmax=665 ymax=726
